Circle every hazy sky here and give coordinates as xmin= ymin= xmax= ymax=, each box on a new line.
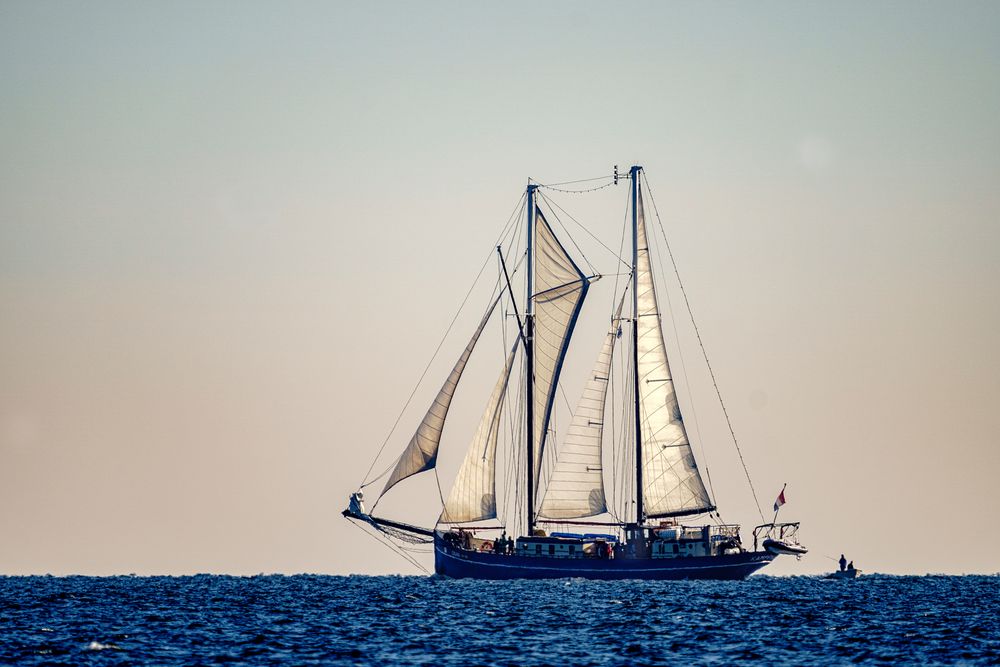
xmin=1 ymin=2 xmax=998 ymax=576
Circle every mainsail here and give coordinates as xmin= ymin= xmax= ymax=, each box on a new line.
xmin=532 ymin=209 xmax=589 ymax=489
xmin=440 ymin=343 xmax=518 ymax=523
xmin=381 ymin=296 xmax=500 ymax=497
xmin=634 ymin=187 xmax=714 ymax=517
xmin=537 ymin=295 xmax=626 ymax=520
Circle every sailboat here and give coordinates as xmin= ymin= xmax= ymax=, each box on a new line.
xmin=343 ymin=165 xmax=806 ymax=579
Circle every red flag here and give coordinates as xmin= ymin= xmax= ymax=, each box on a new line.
xmin=773 ymin=485 xmax=786 ymax=513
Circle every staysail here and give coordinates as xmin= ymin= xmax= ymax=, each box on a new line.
xmin=381 ymin=296 xmax=500 ymax=497
xmin=532 ymin=209 xmax=589 ymax=490
xmin=440 ymin=343 xmax=518 ymax=523
xmin=538 ymin=295 xmax=626 ymax=520
xmin=634 ymin=186 xmax=714 ymax=517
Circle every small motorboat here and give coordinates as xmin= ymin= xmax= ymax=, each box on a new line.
xmin=762 ymin=537 xmax=809 ymax=556
xmin=827 ymin=568 xmax=861 ymax=580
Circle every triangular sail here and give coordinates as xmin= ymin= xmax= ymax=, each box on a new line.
xmin=538 ymin=295 xmax=626 ymax=520
xmin=532 ymin=210 xmax=589 ymax=491
xmin=440 ymin=343 xmax=518 ymax=523
xmin=635 ymin=187 xmax=714 ymax=517
xmin=381 ymin=296 xmax=500 ymax=497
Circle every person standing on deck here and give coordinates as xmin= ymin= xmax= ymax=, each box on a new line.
xmin=839 ymin=554 xmax=847 ymax=571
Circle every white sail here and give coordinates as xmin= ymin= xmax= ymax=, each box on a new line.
xmin=532 ymin=209 xmax=589 ymax=489
xmin=381 ymin=296 xmax=499 ymax=497
xmin=440 ymin=343 xmax=518 ymax=523
xmin=635 ymin=187 xmax=714 ymax=517
xmin=537 ymin=297 xmax=624 ymax=520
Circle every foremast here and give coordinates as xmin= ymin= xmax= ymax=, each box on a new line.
xmin=524 ymin=182 xmax=537 ymax=538
xmin=523 ymin=181 xmax=591 ymax=535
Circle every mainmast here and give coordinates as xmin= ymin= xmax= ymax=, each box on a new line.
xmin=630 ymin=165 xmax=644 ymax=525
xmin=627 ymin=165 xmax=716 ymax=521
xmin=525 ymin=182 xmax=537 ymax=537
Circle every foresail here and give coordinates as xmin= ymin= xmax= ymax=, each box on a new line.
xmin=381 ymin=296 xmax=500 ymax=498
xmin=532 ymin=210 xmax=589 ymax=490
xmin=537 ymin=296 xmax=625 ymax=520
xmin=635 ymin=188 xmax=714 ymax=517
xmin=440 ymin=343 xmax=518 ymax=523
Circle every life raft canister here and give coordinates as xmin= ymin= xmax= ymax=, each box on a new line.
xmin=479 ymin=541 xmax=494 ymax=552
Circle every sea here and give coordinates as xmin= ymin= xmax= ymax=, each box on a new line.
xmin=1 ymin=574 xmax=997 ymax=665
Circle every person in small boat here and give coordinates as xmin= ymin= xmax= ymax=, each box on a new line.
xmin=839 ymin=554 xmax=847 ymax=571
xmin=848 ymin=560 xmax=854 ymax=571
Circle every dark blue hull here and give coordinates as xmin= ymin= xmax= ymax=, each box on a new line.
xmin=435 ymin=536 xmax=775 ymax=580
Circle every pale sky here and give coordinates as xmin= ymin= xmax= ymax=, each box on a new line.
xmin=1 ymin=2 xmax=998 ymax=576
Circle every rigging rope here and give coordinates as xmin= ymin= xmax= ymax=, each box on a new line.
xmin=606 ymin=188 xmax=632 ymax=526
xmin=360 ymin=193 xmax=527 ymax=488
xmin=641 ymin=172 xmax=765 ymax=523
xmin=535 ymin=174 xmax=615 ymax=190
xmin=538 ymin=190 xmax=630 ymax=269
xmin=346 ymin=518 xmax=430 ymax=574
xmin=621 ymin=341 xmax=636 ymax=523
xmin=535 ymin=195 xmax=596 ymax=277
xmin=537 ymin=180 xmax=617 ymax=194
xmin=610 ymin=188 xmax=632 ymax=315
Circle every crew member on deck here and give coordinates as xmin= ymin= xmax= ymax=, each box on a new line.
xmin=839 ymin=554 xmax=847 ymax=571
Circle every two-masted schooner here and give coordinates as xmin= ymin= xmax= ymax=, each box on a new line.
xmin=344 ymin=165 xmax=806 ymax=579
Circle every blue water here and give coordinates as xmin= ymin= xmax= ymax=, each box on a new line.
xmin=1 ymin=574 xmax=998 ymax=665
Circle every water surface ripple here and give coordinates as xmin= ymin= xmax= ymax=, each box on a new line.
xmin=1 ymin=574 xmax=997 ymax=665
